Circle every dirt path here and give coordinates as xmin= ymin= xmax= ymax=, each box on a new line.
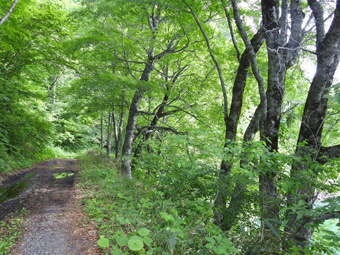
xmin=0 ymin=159 xmax=102 ymax=255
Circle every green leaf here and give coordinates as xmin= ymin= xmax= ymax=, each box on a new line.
xmin=169 ymin=235 xmax=176 ymax=251
xmin=98 ymin=235 xmax=110 ymax=248
xmin=128 ymin=236 xmax=144 ymax=251
xmin=111 ymin=246 xmax=123 ymax=255
xmin=116 ymin=234 xmax=128 ymax=246
xmin=205 ymin=237 xmax=216 ymax=245
xmin=265 ymin=221 xmax=280 ymax=238
xmin=138 ymin=228 xmax=150 ymax=237
xmin=214 ymin=245 xmax=227 ymax=254
xmin=146 ymin=248 xmax=154 ymax=255
xmin=143 ymin=236 xmax=153 ymax=247
xmin=206 ymin=243 xmax=215 ymax=249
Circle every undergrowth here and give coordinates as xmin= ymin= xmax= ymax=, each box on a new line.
xmin=78 ymin=151 xmax=239 ymax=255
xmin=0 ymin=208 xmax=29 ymax=255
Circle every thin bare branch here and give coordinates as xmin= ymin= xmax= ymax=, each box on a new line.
xmin=184 ymin=1 xmax=229 ymax=121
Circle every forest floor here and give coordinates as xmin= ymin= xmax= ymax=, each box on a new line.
xmin=0 ymin=158 xmax=102 ymax=255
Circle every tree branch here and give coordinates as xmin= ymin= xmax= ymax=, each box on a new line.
xmin=318 ymin=144 xmax=340 ymax=163
xmin=140 ymin=125 xmax=186 ymax=135
xmin=0 ymin=0 xmax=19 ymax=27
xmin=314 ymin=211 xmax=340 ymax=224
xmin=308 ymin=0 xmax=325 ymax=46
xmin=184 ymin=1 xmax=229 ymax=123
xmin=222 ymin=1 xmax=240 ymax=62
xmin=231 ymin=0 xmax=267 ymax=133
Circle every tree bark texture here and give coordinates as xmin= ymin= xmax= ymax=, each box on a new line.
xmin=113 ymin=106 xmax=125 ymax=160
xmin=259 ymin=0 xmax=305 ymax=223
xmin=285 ymin=1 xmax=340 ymax=251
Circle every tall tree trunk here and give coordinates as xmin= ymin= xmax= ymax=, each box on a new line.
xmin=107 ymin=110 xmax=113 ymax=157
xmin=218 ymin=0 xmax=305 ymax=233
xmin=257 ymin=0 xmax=305 ymax=228
xmin=121 ymin=89 xmax=143 ymax=178
xmin=121 ymin=60 xmax=154 ymax=178
xmin=113 ymin=108 xmax=125 ymax=160
xmin=285 ymin=2 xmax=340 ymax=251
xmin=214 ymin=28 xmax=265 ymax=229
xmin=101 ymin=110 xmax=104 ymax=155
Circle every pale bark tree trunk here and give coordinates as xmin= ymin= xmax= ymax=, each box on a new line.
xmin=100 ymin=110 xmax=104 ymax=155
xmin=0 ymin=0 xmax=19 ymax=27
xmin=121 ymin=90 xmax=143 ymax=178
xmin=284 ymin=1 xmax=340 ymax=251
xmin=107 ymin=110 xmax=113 ymax=157
xmin=112 ymin=106 xmax=125 ymax=160
xmin=120 ymin=10 xmax=160 ymax=178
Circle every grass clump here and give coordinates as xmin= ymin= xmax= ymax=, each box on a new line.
xmin=78 ymin=151 xmax=239 ymax=254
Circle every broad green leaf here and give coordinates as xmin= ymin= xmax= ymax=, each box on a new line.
xmin=137 ymin=228 xmax=150 ymax=237
xmin=115 ymin=234 xmax=128 ymax=246
xmin=128 ymin=237 xmax=144 ymax=251
xmin=205 ymin=237 xmax=215 ymax=244
xmin=111 ymin=246 xmax=123 ymax=255
xmin=98 ymin=235 xmax=110 ymax=248
xmin=142 ymin=236 xmax=153 ymax=247
xmin=265 ymin=221 xmax=280 ymax=238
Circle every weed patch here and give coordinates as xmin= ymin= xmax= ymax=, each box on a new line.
xmin=0 ymin=208 xmax=29 ymax=254
xmin=78 ymin=152 xmax=239 ymax=254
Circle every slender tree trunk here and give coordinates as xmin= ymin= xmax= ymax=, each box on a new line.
xmin=214 ymin=28 xmax=264 ymax=229
xmin=0 ymin=0 xmax=19 ymax=27
xmin=113 ymin=110 xmax=118 ymax=156
xmin=107 ymin=110 xmax=113 ymax=157
xmin=112 ymin=103 xmax=125 ymax=160
xmin=50 ymin=77 xmax=58 ymax=104
xmin=101 ymin=110 xmax=104 ymax=155
xmin=120 ymin=8 xmax=188 ymax=178
xmin=116 ymin=109 xmax=124 ymax=160
xmin=121 ymin=59 xmax=154 ymax=178
xmin=121 ymin=90 xmax=143 ymax=178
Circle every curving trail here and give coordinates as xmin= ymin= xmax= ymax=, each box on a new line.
xmin=0 ymin=159 xmax=102 ymax=255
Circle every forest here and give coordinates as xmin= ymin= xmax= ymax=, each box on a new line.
xmin=1 ymin=0 xmax=340 ymax=254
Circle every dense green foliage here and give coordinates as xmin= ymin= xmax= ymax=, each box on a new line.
xmin=0 ymin=0 xmax=100 ymax=172
xmin=78 ymin=147 xmax=339 ymax=254
xmin=1 ymin=0 xmax=340 ymax=254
